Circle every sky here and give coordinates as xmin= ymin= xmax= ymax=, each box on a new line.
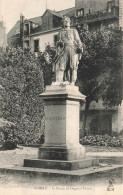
xmin=0 ymin=0 xmax=75 ymax=33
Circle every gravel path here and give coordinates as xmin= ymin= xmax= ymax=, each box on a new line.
xmin=0 ymin=146 xmax=122 ymax=192
xmin=85 ymin=145 xmax=123 ymax=152
xmin=0 ymin=146 xmax=38 ymax=166
xmin=0 ymin=145 xmax=122 ymax=166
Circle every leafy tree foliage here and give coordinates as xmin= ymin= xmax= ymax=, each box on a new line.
xmin=38 ymin=45 xmax=56 ymax=86
xmin=77 ymin=24 xmax=122 ymax=133
xmin=0 ymin=118 xmax=18 ymax=149
xmin=0 ymin=47 xmax=44 ymax=144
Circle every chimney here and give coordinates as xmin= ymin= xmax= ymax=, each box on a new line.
xmin=20 ymin=13 xmax=25 ymax=23
xmin=20 ymin=14 xmax=24 ymax=48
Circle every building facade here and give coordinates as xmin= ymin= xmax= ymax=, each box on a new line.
xmin=75 ymin=0 xmax=120 ymax=30
xmin=8 ymin=8 xmax=75 ymax=51
xmin=79 ymin=100 xmax=123 ymax=137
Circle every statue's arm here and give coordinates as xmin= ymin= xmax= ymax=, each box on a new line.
xmin=73 ymin=29 xmax=83 ymax=51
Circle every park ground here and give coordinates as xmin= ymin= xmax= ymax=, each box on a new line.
xmin=0 ymin=145 xmax=122 ymax=195
xmin=0 ymin=144 xmax=122 ymax=166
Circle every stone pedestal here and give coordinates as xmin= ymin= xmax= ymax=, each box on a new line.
xmin=24 ymin=85 xmax=99 ymax=170
xmin=38 ymin=85 xmax=86 ymax=161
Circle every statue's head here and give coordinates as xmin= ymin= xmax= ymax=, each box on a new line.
xmin=61 ymin=16 xmax=70 ymax=28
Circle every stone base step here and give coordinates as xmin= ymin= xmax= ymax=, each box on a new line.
xmin=24 ymin=157 xmax=99 ymax=170
xmin=0 ymin=164 xmax=122 ymax=181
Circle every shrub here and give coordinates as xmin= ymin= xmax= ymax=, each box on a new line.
xmin=80 ymin=134 xmax=123 ymax=147
xmin=119 ymin=129 xmax=123 ymax=135
xmin=0 ymin=47 xmax=45 ymax=144
xmin=0 ymin=118 xmax=20 ymax=150
xmin=3 ymin=138 xmax=18 ymax=150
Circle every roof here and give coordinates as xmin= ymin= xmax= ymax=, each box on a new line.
xmin=9 ymin=33 xmax=20 ymax=39
xmin=28 ymin=16 xmax=42 ymax=25
xmin=7 ymin=20 xmax=20 ymax=39
xmin=44 ymin=7 xmax=75 ymax=18
xmin=42 ymin=9 xmax=62 ymax=18
xmin=7 ymin=7 xmax=75 ymax=39
xmin=58 ymin=7 xmax=75 ymax=17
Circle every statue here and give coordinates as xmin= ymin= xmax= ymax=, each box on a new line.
xmin=52 ymin=16 xmax=83 ymax=85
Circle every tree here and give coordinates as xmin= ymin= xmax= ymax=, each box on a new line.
xmin=77 ymin=24 xmax=123 ymax=135
xmin=37 ymin=45 xmax=56 ymax=86
xmin=0 ymin=47 xmax=44 ymax=144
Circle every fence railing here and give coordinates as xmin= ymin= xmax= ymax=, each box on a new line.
xmin=76 ymin=7 xmax=119 ymax=24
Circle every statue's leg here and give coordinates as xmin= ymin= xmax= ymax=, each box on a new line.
xmin=52 ymin=69 xmax=64 ymax=85
xmin=71 ymin=69 xmax=77 ymax=85
xmin=66 ymin=68 xmax=70 ymax=82
xmin=70 ymin=55 xmax=78 ymax=85
xmin=70 ymin=68 xmax=72 ymax=83
xmin=63 ymin=69 xmax=70 ymax=85
xmin=59 ymin=70 xmax=64 ymax=83
xmin=73 ymin=69 xmax=77 ymax=82
xmin=63 ymin=70 xmax=67 ymax=81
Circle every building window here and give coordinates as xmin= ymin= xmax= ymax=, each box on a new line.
xmin=54 ymin=35 xmax=58 ymax=46
xmin=34 ymin=39 xmax=39 ymax=52
xmin=76 ymin=8 xmax=84 ymax=17
xmin=107 ymin=1 xmax=114 ymax=13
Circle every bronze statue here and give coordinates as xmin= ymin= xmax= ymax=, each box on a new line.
xmin=52 ymin=16 xmax=83 ymax=85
